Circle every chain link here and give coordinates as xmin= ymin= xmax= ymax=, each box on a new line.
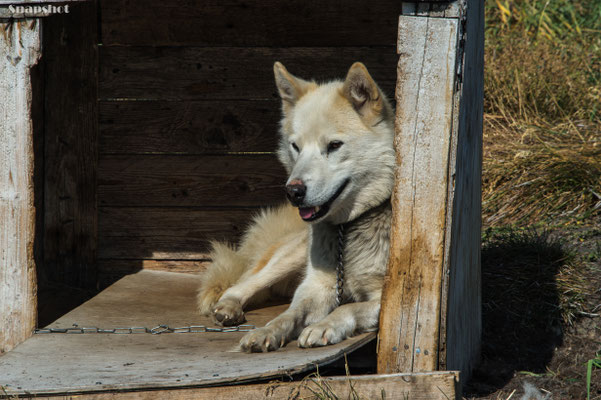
xmin=34 ymin=323 xmax=255 ymax=335
xmin=34 ymin=227 xmax=348 ymax=334
xmin=335 ymin=224 xmax=345 ymax=305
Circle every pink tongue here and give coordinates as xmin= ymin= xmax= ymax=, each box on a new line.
xmin=299 ymin=207 xmax=316 ymax=219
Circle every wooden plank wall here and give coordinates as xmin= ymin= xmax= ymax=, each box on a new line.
xmin=43 ymin=1 xmax=99 ymax=288
xmin=97 ymin=0 xmax=400 ymax=285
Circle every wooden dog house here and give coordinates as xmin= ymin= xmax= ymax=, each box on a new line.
xmin=0 ymin=0 xmax=482 ymax=398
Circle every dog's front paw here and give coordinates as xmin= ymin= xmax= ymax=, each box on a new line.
xmin=298 ymin=322 xmax=346 ymax=348
xmin=212 ymin=297 xmax=245 ymax=327
xmin=240 ymin=327 xmax=285 ymax=353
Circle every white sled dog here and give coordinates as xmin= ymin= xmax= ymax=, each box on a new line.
xmin=197 ymin=61 xmax=395 ymax=352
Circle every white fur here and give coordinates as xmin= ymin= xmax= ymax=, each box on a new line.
xmin=197 ymin=62 xmax=396 ymax=351
xmin=520 ymin=382 xmax=552 ymax=400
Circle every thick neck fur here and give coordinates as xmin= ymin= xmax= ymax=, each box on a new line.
xmin=309 ymin=200 xmax=392 ymax=303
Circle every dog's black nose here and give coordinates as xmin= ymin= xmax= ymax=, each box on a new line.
xmin=286 ymin=180 xmax=306 ymax=205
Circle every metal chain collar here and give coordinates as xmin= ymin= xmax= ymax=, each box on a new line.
xmin=34 ymin=324 xmax=255 ymax=335
xmin=335 ymin=224 xmax=345 ymax=305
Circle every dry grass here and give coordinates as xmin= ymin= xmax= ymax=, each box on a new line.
xmin=482 ymin=227 xmax=586 ymax=327
xmin=483 ymin=0 xmax=601 ymax=226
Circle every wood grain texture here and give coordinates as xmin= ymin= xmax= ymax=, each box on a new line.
xmin=100 ymin=0 xmax=403 ymax=47
xmin=0 ymin=19 xmax=41 ymax=354
xmin=99 ymin=100 xmax=280 ymax=155
xmin=98 ymin=207 xmax=259 ymax=259
xmin=378 ymin=16 xmax=458 ymax=373
xmin=443 ymin=0 xmax=483 ymax=378
xmin=98 ymin=47 xmax=397 ymax=101
xmin=98 ymin=259 xmax=209 ymax=287
xmin=28 ymin=372 xmax=460 ymax=399
xmin=0 ymin=271 xmax=377 ymax=396
xmin=98 ymin=155 xmax=287 ymax=207
xmin=43 ymin=2 xmax=98 ymax=287
xmin=99 ymin=259 xmax=208 ymax=275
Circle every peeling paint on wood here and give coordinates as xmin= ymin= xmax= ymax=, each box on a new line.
xmin=0 ymin=18 xmax=41 ymax=354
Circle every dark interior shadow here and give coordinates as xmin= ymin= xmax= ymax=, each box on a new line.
xmin=33 ymin=1 xmax=399 ymax=332
xmin=32 ymin=52 xmax=98 ymax=328
xmin=464 ymin=228 xmax=567 ymax=396
xmin=33 ymin=12 xmax=101 ymax=328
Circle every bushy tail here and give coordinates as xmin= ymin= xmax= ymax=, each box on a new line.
xmin=197 ymin=241 xmax=247 ymax=315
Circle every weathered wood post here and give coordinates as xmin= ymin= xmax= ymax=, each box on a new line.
xmin=0 ymin=0 xmax=94 ymax=353
xmin=378 ymin=0 xmax=484 ymax=380
xmin=0 ymin=17 xmax=41 ymax=354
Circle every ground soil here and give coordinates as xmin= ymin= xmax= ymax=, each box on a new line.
xmin=464 ymin=217 xmax=601 ymax=400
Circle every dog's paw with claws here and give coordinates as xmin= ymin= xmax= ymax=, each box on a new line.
xmin=212 ymin=297 xmax=245 ymax=327
xmin=240 ymin=326 xmax=285 ymax=352
xmin=297 ymin=322 xmax=347 ymax=348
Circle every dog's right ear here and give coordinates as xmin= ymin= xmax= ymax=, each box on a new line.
xmin=274 ymin=62 xmax=311 ymax=106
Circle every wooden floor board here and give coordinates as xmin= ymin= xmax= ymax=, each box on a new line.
xmin=0 ymin=270 xmax=375 ymax=396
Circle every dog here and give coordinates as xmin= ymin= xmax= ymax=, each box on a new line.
xmin=197 ymin=61 xmax=395 ymax=352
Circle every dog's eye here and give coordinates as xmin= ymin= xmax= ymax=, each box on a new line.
xmin=327 ymin=141 xmax=344 ymax=154
xmin=291 ymin=142 xmax=300 ymax=153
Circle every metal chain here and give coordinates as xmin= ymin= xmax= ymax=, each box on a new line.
xmin=34 ymin=323 xmax=255 ymax=335
xmin=335 ymin=224 xmax=345 ymax=305
xmin=35 ymin=227 xmax=348 ymax=334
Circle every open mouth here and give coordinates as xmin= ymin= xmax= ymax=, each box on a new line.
xmin=298 ymin=179 xmax=350 ymax=222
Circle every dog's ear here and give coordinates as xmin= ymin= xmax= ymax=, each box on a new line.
xmin=274 ymin=62 xmax=312 ymax=106
xmin=342 ymin=62 xmax=385 ymax=122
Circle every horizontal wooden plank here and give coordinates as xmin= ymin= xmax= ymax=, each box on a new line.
xmin=33 ymin=372 xmax=459 ymax=399
xmin=98 ymin=259 xmax=209 ymax=287
xmin=98 ymin=259 xmax=208 ymax=274
xmin=98 ymin=155 xmax=287 ymax=207
xmin=98 ymin=207 xmax=258 ymax=259
xmin=0 ymin=271 xmax=378 ymax=396
xmin=100 ymin=0 xmax=403 ymax=46
xmin=99 ymin=100 xmax=280 ymax=154
xmin=99 ymin=47 xmax=397 ymax=101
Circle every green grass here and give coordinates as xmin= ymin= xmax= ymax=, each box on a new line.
xmin=587 ymin=352 xmax=601 ymax=400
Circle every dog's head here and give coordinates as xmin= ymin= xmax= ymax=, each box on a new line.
xmin=274 ymin=62 xmax=395 ymax=225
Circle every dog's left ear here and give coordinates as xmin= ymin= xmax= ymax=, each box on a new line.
xmin=342 ymin=62 xmax=385 ymax=123
xmin=274 ymin=62 xmax=313 ymax=106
